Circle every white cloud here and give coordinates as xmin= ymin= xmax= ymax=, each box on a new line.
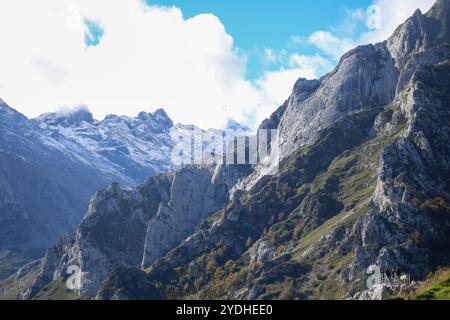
xmin=0 ymin=1 xmax=240 ymax=128
xmin=249 ymin=54 xmax=333 ymax=127
xmin=255 ymin=55 xmax=330 ymax=110
xmin=288 ymin=54 xmax=334 ymax=78
xmin=2 ymin=0 xmax=430 ymax=130
xmin=0 ymin=0 xmax=327 ymax=130
xmin=291 ymin=0 xmax=435 ymax=63
xmin=263 ymin=48 xmax=278 ymax=64
xmin=360 ymin=0 xmax=435 ymax=44
xmin=308 ymin=31 xmax=356 ymax=60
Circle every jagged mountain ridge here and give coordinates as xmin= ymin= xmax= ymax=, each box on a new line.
xmin=35 ymin=106 xmax=252 ymax=185
xmin=0 ymin=99 xmax=249 ymax=282
xmin=3 ymin=0 xmax=450 ymax=300
xmin=36 ymin=106 xmax=178 ymax=185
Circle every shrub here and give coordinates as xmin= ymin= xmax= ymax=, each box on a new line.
xmin=206 ymin=259 xmax=217 ymax=274
xmin=293 ymin=223 xmax=302 ymax=240
xmin=279 ymin=279 xmax=295 ymax=300
xmin=224 ymin=260 xmax=236 ymax=272
xmin=420 ymin=197 xmax=450 ymax=215
xmin=411 ymin=268 xmax=450 ymax=300
xmin=194 ymin=276 xmax=204 ymax=289
xmin=410 ymin=231 xmax=423 ymax=244
xmin=228 ymin=268 xmax=250 ymax=288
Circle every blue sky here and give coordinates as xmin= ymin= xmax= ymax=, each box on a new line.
xmin=147 ymin=0 xmax=372 ymax=49
xmin=147 ymin=0 xmax=373 ymax=79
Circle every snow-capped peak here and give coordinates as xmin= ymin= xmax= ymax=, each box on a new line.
xmin=225 ymin=119 xmax=251 ymax=133
xmin=137 ymin=108 xmax=173 ymax=128
xmin=37 ymin=105 xmax=94 ymax=127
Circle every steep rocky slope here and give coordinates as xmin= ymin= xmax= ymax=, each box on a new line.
xmin=20 ymin=165 xmax=251 ymax=298
xmin=5 ymin=0 xmax=450 ymax=300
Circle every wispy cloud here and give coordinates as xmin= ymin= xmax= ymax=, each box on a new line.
xmin=308 ymin=31 xmax=356 ymax=61
xmin=292 ymin=0 xmax=436 ymax=60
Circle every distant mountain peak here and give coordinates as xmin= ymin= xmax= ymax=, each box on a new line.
xmin=137 ymin=108 xmax=173 ymax=128
xmin=413 ymin=8 xmax=422 ymax=17
xmin=225 ymin=119 xmax=251 ymax=132
xmin=153 ymin=108 xmax=169 ymax=118
xmin=58 ymin=104 xmax=92 ymax=116
xmin=0 ymin=98 xmax=28 ymax=123
xmin=37 ymin=105 xmax=94 ymax=127
xmin=0 ymin=98 xmax=11 ymax=115
xmin=0 ymin=98 xmax=12 ymax=111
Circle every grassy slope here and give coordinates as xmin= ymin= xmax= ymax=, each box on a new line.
xmin=33 ymin=281 xmax=84 ymax=300
xmin=411 ymin=269 xmax=450 ymax=300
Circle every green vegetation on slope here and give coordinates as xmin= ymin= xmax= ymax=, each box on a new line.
xmin=412 ymin=268 xmax=450 ymax=300
xmin=33 ymin=281 xmax=83 ymax=300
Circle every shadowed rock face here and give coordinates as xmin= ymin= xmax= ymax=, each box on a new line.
xmin=96 ymin=265 xmax=162 ymax=300
xmin=12 ymin=0 xmax=450 ymax=300
xmin=0 ymin=100 xmax=110 ymax=255
xmin=35 ymin=107 xmax=177 ymax=185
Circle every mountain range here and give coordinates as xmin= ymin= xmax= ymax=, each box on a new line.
xmin=0 ymin=98 xmax=248 ymax=281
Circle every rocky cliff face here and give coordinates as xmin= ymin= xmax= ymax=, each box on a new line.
xmin=141 ymin=165 xmax=250 ymax=268
xmin=21 ymin=164 xmax=251 ymax=297
xmin=348 ymin=59 xmax=450 ymax=296
xmin=277 ymin=44 xmax=398 ymax=161
xmin=5 ymin=0 xmax=450 ymax=300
